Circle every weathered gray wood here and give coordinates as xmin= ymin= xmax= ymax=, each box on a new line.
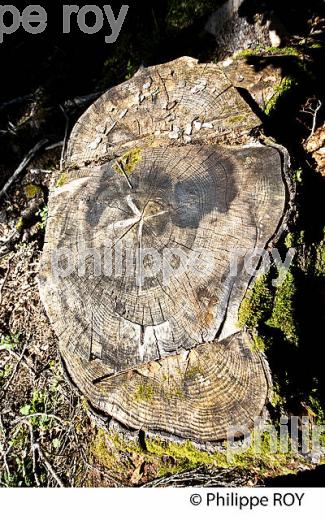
xmin=39 ymin=57 xmax=289 ymax=442
xmin=60 ymin=330 xmax=271 ymax=442
xmin=64 ymin=56 xmax=260 ymax=169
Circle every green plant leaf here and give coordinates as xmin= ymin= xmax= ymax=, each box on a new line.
xmin=20 ymin=404 xmax=31 ymax=416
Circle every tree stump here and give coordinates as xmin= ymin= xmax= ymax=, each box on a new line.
xmin=39 ymin=57 xmax=289 ymax=442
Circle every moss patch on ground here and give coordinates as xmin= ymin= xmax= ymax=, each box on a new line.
xmin=24 ymin=184 xmax=41 ymax=199
xmin=89 ymin=428 xmax=305 ymax=482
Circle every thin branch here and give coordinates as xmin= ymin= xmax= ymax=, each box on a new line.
xmin=13 ymin=413 xmax=65 ymax=426
xmin=59 ymin=105 xmax=69 ymax=171
xmin=0 ymin=347 xmax=35 ymax=376
xmin=26 ymin=422 xmax=41 ymax=487
xmin=0 ymin=414 xmax=11 ymax=479
xmin=63 ymin=92 xmax=102 ymax=111
xmin=0 ymin=139 xmax=48 ymax=200
xmin=36 ymin=443 xmax=64 ymax=487
xmin=45 ymin=141 xmax=64 ymax=151
xmin=29 ymin=168 xmax=53 ymax=175
xmin=0 ymin=253 xmax=14 ymax=305
xmin=3 ymin=343 xmax=28 ymax=392
xmin=310 ymin=100 xmax=322 ymax=137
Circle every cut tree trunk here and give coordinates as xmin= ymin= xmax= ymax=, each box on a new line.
xmin=39 ymin=57 xmax=290 ymax=443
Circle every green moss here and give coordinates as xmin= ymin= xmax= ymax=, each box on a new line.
xmin=234 ymin=48 xmax=258 ymax=59
xmin=56 ymin=172 xmax=68 ymax=188
xmin=146 ymin=438 xmax=217 ymax=474
xmin=228 ymin=114 xmax=245 ymax=123
xmin=0 ymin=333 xmax=20 ymax=350
xmin=185 ymin=364 xmax=205 ymax=379
xmin=24 ymin=184 xmax=41 ymax=199
xmin=36 ymin=206 xmax=48 ymax=230
xmin=284 ymin=230 xmax=305 ymax=249
xmin=163 ymin=384 xmax=185 ymax=400
xmin=315 ymin=234 xmax=325 ymax=277
xmin=89 ymin=427 xmax=303 ymax=480
xmin=16 ymin=217 xmax=24 ymax=231
xmin=309 ymin=43 xmax=322 ymax=50
xmin=263 ymin=46 xmax=300 ymax=57
xmin=134 ymin=382 xmax=154 ymax=402
xmin=292 ymin=168 xmax=303 ymax=183
xmin=307 ymin=392 xmax=325 ymax=424
xmin=270 ymin=382 xmax=286 ymax=411
xmin=147 ymin=432 xmax=297 ymax=477
xmin=264 ymin=76 xmax=297 ymax=115
xmin=235 ymin=46 xmax=300 ymax=60
xmin=267 ymin=270 xmax=298 ymax=345
xmin=91 ymin=429 xmax=117 ymax=468
xmin=238 ymin=276 xmax=273 ymax=330
xmin=113 ymin=148 xmax=142 ymax=176
xmin=251 ymin=333 xmax=268 ymax=352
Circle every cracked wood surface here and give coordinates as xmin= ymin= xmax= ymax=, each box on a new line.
xmin=39 ymin=57 xmax=288 ymax=441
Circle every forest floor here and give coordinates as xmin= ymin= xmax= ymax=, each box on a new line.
xmin=0 ymin=1 xmax=325 ymax=486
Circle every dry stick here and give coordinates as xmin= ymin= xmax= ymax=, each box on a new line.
xmin=36 ymin=443 xmax=64 ymax=487
xmin=64 ymin=91 xmax=102 ymax=110
xmin=0 ymin=347 xmax=35 ymax=376
xmin=0 ymin=413 xmax=11 ymax=479
xmin=19 ymin=420 xmax=60 ymax=487
xmin=25 ymin=422 xmax=41 ymax=487
xmin=0 ymin=139 xmax=48 ymax=200
xmin=59 ymin=105 xmax=69 ymax=171
xmin=3 ymin=343 xmax=28 ymax=392
xmin=13 ymin=413 xmax=65 ymax=426
xmin=0 ymin=253 xmax=14 ymax=305
xmin=45 ymin=141 xmax=64 ymax=151
xmin=29 ymin=169 xmax=53 ymax=175
xmin=79 ymin=448 xmax=121 ymax=486
xmin=310 ymin=100 xmax=322 ymax=137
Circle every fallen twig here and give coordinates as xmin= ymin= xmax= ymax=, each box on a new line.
xmin=45 ymin=141 xmax=64 ymax=151
xmin=29 ymin=168 xmax=53 ymax=175
xmin=0 ymin=139 xmax=48 ymax=200
xmin=25 ymin=421 xmax=41 ymax=487
xmin=0 ymin=413 xmax=11 ymax=480
xmin=0 ymin=347 xmax=35 ymax=376
xmin=13 ymin=413 xmax=65 ymax=426
xmin=64 ymin=92 xmax=102 ymax=111
xmin=59 ymin=105 xmax=69 ymax=171
xmin=0 ymin=253 xmax=14 ymax=305
xmin=36 ymin=443 xmax=64 ymax=487
xmin=310 ymin=100 xmax=322 ymax=136
xmin=3 ymin=343 xmax=28 ymax=392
